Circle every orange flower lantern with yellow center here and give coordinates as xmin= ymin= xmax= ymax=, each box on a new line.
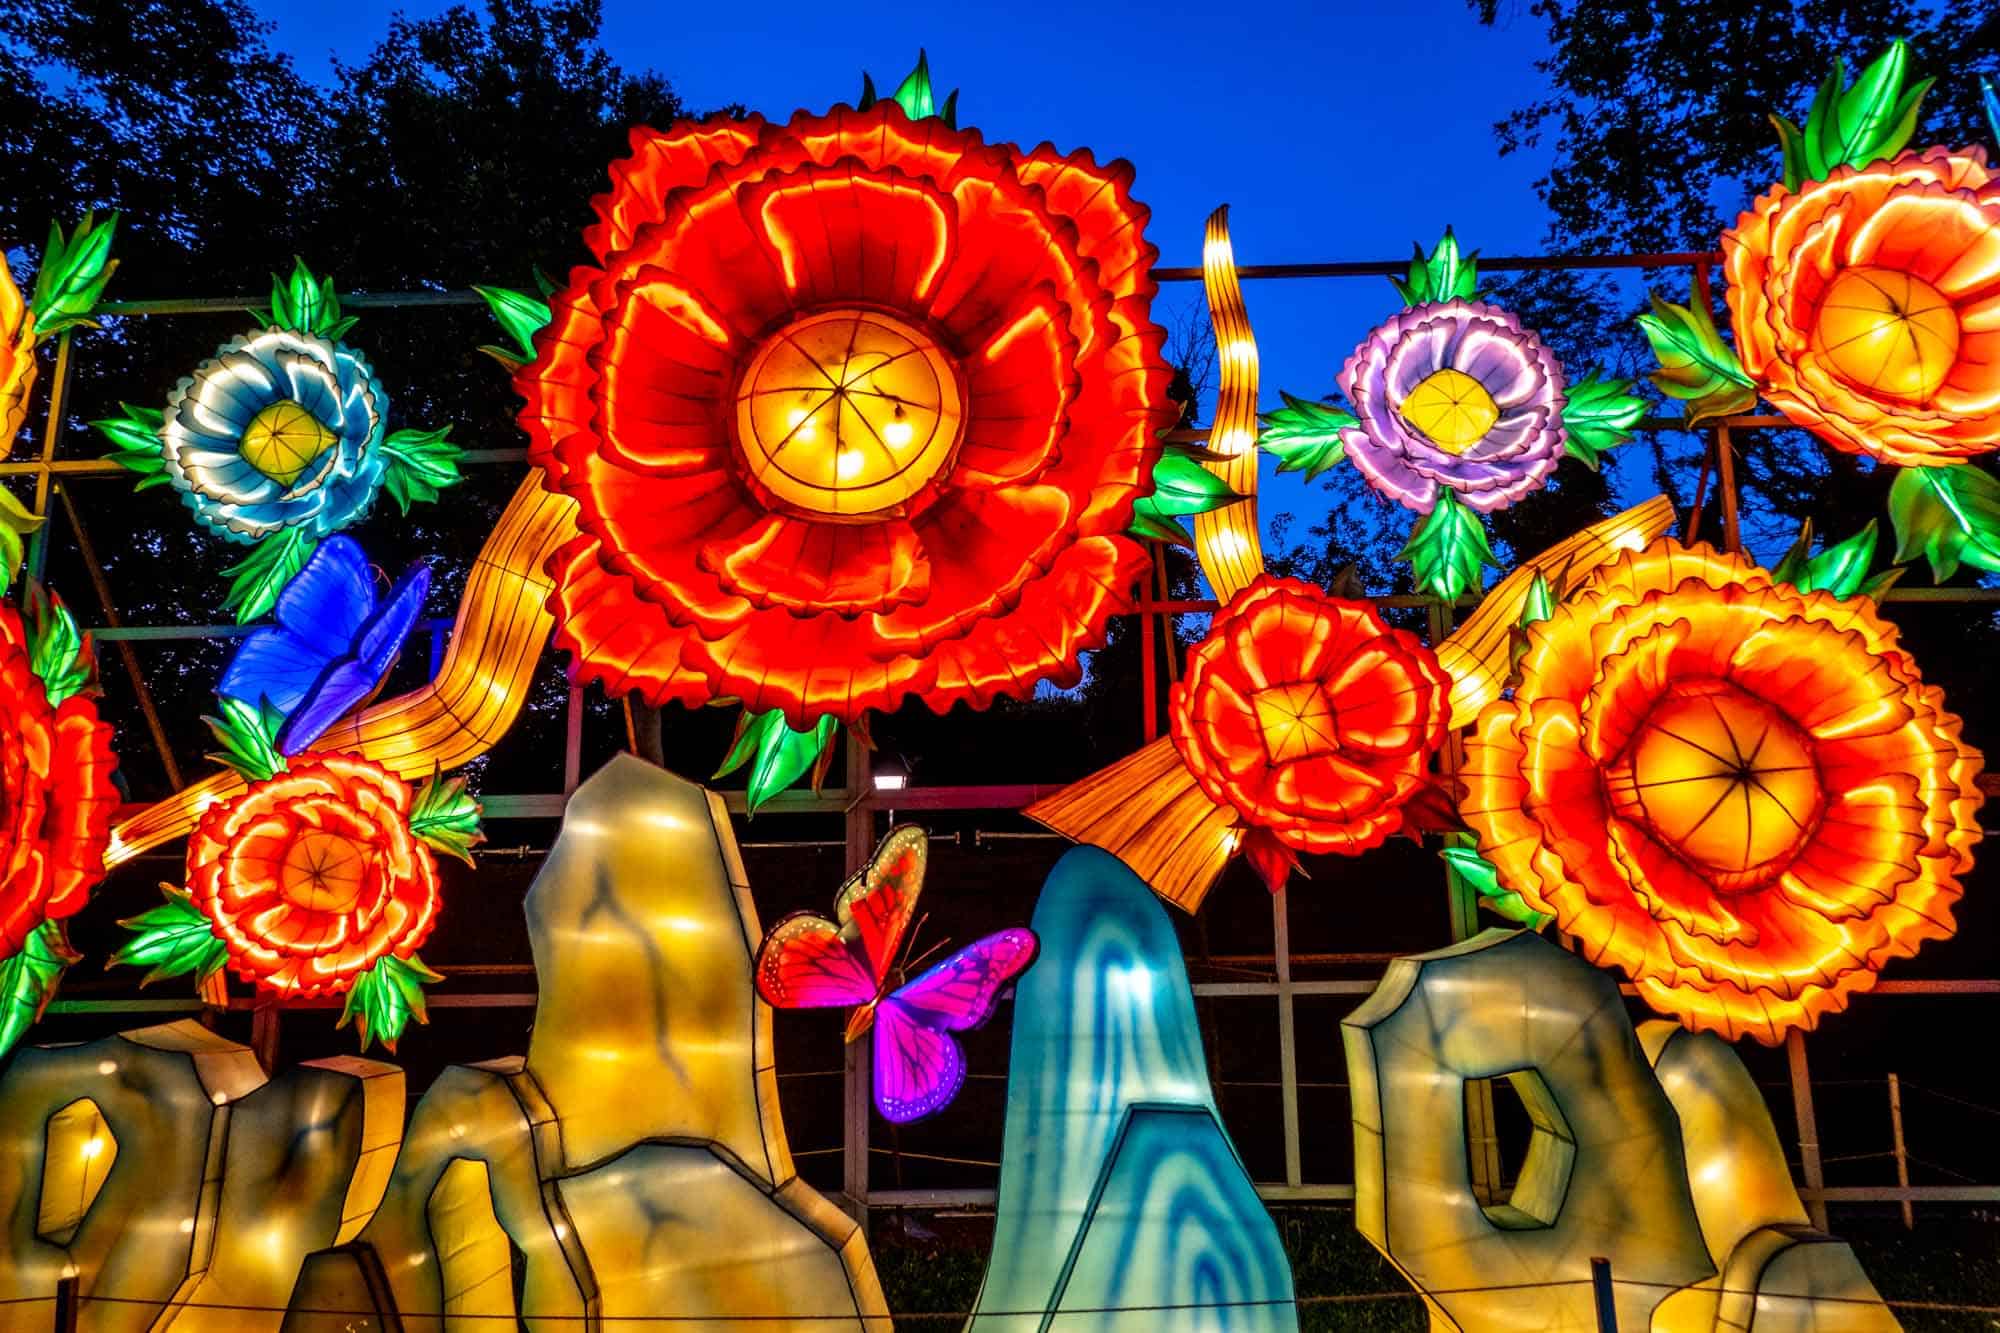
xmin=1461 ymin=539 xmax=1984 ymax=1043
xmin=519 ymin=98 xmax=1174 ymax=728
xmin=187 ymin=754 xmax=442 ymax=999
xmin=1725 ymin=145 xmax=2000 ymax=467
xmin=1170 ymin=576 xmax=1452 ymax=891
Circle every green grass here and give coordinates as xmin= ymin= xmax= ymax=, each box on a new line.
xmin=870 ymin=1207 xmax=2000 ymax=1331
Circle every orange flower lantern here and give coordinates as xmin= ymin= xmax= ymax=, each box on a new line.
xmin=1461 ymin=539 xmax=1984 ymax=1044
xmin=1725 ymin=145 xmax=2000 ymax=467
xmin=186 ymin=754 xmax=443 ymax=1000
xmin=0 ymin=598 xmax=117 ymax=957
xmin=518 ymin=99 xmax=1174 ymax=728
xmin=1169 ymin=576 xmax=1451 ymax=892
xmin=115 ymin=696 xmax=480 ymax=1052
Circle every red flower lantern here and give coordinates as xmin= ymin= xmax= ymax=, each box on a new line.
xmin=519 ymin=101 xmax=1175 ymax=727
xmin=0 ymin=600 xmax=117 ymax=956
xmin=186 ymin=753 xmax=442 ymax=999
xmin=1169 ymin=576 xmax=1452 ymax=890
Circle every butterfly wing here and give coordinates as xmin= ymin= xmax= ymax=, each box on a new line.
xmin=354 ymin=560 xmax=432 ymax=675
xmin=835 ymin=826 xmax=926 ymax=980
xmin=279 ymin=561 xmax=432 ymax=754
xmin=869 ymin=929 xmax=1039 ymax=1124
xmin=872 ymin=996 xmax=967 ymax=1124
xmin=755 ymin=912 xmax=879 ymax=1010
xmin=891 ymin=928 xmax=1040 ymax=1031
xmin=217 ymin=536 xmax=375 ymax=716
xmin=218 ymin=624 xmax=337 ymax=717
xmin=273 ymin=535 xmax=375 ymax=657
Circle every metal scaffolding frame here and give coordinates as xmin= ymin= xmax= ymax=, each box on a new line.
xmin=7 ymin=247 xmax=1999 ymax=1221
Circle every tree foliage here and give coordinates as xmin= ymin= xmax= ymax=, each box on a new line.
xmin=1469 ymin=0 xmax=1998 ymax=255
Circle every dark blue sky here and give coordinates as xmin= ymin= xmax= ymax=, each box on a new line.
xmin=262 ymin=0 xmax=1568 ymax=536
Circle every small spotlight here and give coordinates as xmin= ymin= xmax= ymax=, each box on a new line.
xmin=873 ymin=772 xmax=908 ymax=791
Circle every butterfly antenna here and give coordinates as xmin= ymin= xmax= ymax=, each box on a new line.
xmin=902 ymin=934 xmax=950 ymax=978
xmin=895 ymin=911 xmax=932 ymax=972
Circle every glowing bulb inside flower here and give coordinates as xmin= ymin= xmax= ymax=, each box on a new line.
xmin=734 ymin=309 xmax=964 ymax=518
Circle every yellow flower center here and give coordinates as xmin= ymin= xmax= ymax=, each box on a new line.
xmin=733 ymin=309 xmax=964 ymax=520
xmin=277 ymin=830 xmax=371 ymax=915
xmin=1621 ymin=682 xmax=1820 ymax=879
xmin=1812 ymin=266 xmax=1959 ymax=403
xmin=1252 ymin=681 xmax=1339 ymax=763
xmin=1400 ymin=367 xmax=1499 ymax=454
xmin=239 ymin=400 xmax=336 ymax=486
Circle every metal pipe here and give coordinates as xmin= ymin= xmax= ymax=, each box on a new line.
xmin=1889 ymin=1072 xmax=1913 ymax=1230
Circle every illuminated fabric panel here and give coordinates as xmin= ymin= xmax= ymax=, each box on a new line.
xmin=1643 ymin=1023 xmax=1898 ymax=1332
xmin=107 ymin=471 xmax=578 ymax=864
xmin=1342 ymin=930 xmax=1716 ymax=1331
xmin=1344 ymin=930 xmax=1902 ymax=1330
xmin=1433 ymin=493 xmax=1676 ymax=727
xmin=286 ymin=756 xmax=889 ymax=1329
xmin=1192 ymin=205 xmax=1264 ymax=601
xmin=1022 ymin=736 xmax=1241 ymax=913
xmin=0 ymin=254 xmax=33 ymax=456
xmin=969 ymin=846 xmax=1295 ymax=1332
xmin=0 ymin=1020 xmax=399 ymax=1332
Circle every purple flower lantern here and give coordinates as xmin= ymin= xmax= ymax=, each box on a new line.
xmin=1259 ymin=229 xmax=1650 ymax=603
xmin=1339 ymin=300 xmax=1568 ymax=514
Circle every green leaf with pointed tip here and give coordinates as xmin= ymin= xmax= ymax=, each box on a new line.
xmin=1803 ymin=42 xmax=1930 ymax=184
xmin=203 ymin=694 xmax=286 ymax=784
xmin=0 ymin=921 xmax=79 ymax=1059
xmin=94 ymin=403 xmax=169 ymax=483
xmin=339 ymin=954 xmax=442 ymax=1053
xmin=1685 ymin=380 xmax=1759 ymax=428
xmin=409 ymin=765 xmax=484 ymax=866
xmin=1795 ymin=520 xmax=1881 ymax=598
xmin=1259 ymin=391 xmax=1353 ymax=479
xmin=25 ymin=584 xmax=93 ymax=706
xmin=1519 ymin=572 xmax=1554 ymax=628
xmin=1772 ymin=114 xmax=1812 ymax=193
xmin=713 ymin=708 xmax=769 ymax=782
xmin=111 ymin=888 xmax=228 ymax=987
xmin=261 ymin=258 xmax=349 ymax=338
xmin=1126 ymin=509 xmax=1194 ymax=546
xmin=223 ymin=526 xmax=317 ymax=624
xmin=1560 ymin=370 xmax=1648 ymax=468
xmin=1131 ymin=449 xmax=1244 ymax=526
xmin=1509 ymin=571 xmax=1556 ymax=679
xmin=29 ymin=212 xmax=119 ymax=337
xmin=0 ymin=487 xmax=42 ymax=595
xmin=1858 ymin=565 xmax=1907 ymax=601
xmin=745 ymin=713 xmax=838 ymax=815
xmin=885 ymin=50 xmax=958 ymax=123
xmin=380 ymin=426 xmax=464 ymax=514
xmin=1397 ymin=491 xmax=1497 ymax=604
xmin=1441 ymin=839 xmax=1550 ymax=931
xmin=1771 ymin=519 xmax=1816 ymax=587
xmin=1637 ymin=294 xmax=1754 ymax=404
xmin=1391 ymin=227 xmax=1478 ymax=305
xmin=1887 ymin=463 xmax=2000 ymax=581
xmin=474 ymin=284 xmax=552 ymax=365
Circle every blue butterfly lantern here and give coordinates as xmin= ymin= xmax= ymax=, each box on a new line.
xmin=220 ymin=536 xmax=431 ymax=754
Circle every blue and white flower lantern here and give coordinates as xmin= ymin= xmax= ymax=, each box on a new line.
xmin=162 ymin=327 xmax=389 ymax=543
